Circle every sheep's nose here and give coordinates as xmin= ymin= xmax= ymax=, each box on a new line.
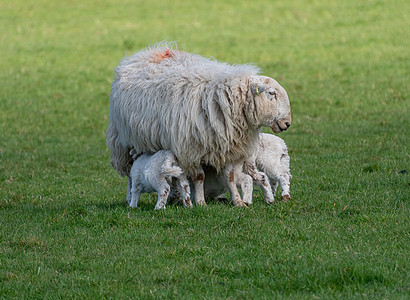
xmin=285 ymin=121 xmax=291 ymax=128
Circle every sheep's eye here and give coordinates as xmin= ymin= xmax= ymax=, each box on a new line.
xmin=268 ymin=89 xmax=277 ymax=97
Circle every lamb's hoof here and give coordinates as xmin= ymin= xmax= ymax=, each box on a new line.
xmin=281 ymin=195 xmax=291 ymax=202
xmin=265 ymin=200 xmax=275 ymax=205
xmin=196 ymin=200 xmax=207 ymax=207
xmin=243 ymin=201 xmax=253 ymax=206
xmin=184 ymin=199 xmax=193 ymax=208
xmin=236 ymin=201 xmax=248 ymax=208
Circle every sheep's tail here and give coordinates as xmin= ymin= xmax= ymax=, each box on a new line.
xmin=106 ymin=122 xmax=131 ymax=177
xmin=162 ymin=165 xmax=183 ymax=178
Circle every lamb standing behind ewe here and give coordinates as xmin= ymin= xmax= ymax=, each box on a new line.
xmin=246 ymin=133 xmax=292 ymax=202
xmin=128 ymin=150 xmax=192 ymax=209
xmin=106 ymin=42 xmax=291 ymax=206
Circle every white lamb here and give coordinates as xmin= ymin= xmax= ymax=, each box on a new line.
xmin=128 ymin=150 xmax=192 ymax=209
xmin=246 ymin=133 xmax=292 ymax=202
xmin=107 ymin=42 xmax=291 ymax=207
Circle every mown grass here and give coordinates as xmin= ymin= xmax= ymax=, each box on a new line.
xmin=0 ymin=0 xmax=409 ymax=298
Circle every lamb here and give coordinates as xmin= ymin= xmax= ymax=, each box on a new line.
xmin=106 ymin=41 xmax=291 ymax=206
xmin=245 ymin=133 xmax=292 ymax=202
xmin=128 ymin=149 xmax=192 ymax=209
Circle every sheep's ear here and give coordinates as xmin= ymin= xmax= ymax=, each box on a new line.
xmin=251 ymin=84 xmax=266 ymax=96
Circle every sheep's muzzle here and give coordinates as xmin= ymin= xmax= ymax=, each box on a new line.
xmin=271 ymin=120 xmax=291 ymax=133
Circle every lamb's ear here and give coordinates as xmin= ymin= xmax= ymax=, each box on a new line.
xmin=251 ymin=84 xmax=266 ymax=96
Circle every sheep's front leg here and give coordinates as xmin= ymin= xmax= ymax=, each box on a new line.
xmin=192 ymin=167 xmax=206 ymax=206
xmin=223 ymin=164 xmax=246 ymax=207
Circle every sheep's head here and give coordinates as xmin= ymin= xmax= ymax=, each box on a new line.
xmin=248 ymin=75 xmax=291 ymax=133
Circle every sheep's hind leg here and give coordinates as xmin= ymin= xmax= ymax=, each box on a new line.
xmin=224 ymin=164 xmax=247 ymax=207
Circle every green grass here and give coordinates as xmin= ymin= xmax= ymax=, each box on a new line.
xmin=0 ymin=0 xmax=409 ymax=298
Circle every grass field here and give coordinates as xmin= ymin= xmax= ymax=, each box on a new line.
xmin=1 ymin=0 xmax=409 ymax=298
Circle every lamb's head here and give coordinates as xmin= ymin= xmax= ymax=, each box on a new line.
xmin=248 ymin=76 xmax=291 ymax=133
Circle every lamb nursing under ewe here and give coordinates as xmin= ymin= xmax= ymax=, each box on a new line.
xmin=107 ymin=42 xmax=291 ymax=206
xmin=128 ymin=149 xmax=192 ymax=209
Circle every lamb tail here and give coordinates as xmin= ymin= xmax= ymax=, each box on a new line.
xmin=162 ymin=165 xmax=183 ymax=178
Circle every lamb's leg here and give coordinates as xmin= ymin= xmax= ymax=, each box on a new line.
xmin=129 ymin=181 xmax=141 ymax=208
xmin=253 ymin=171 xmax=275 ymax=204
xmin=192 ymin=167 xmax=206 ymax=206
xmin=270 ymin=180 xmax=279 ymax=199
xmin=168 ymin=182 xmax=182 ymax=205
xmin=223 ymin=164 xmax=246 ymax=207
xmin=154 ymin=182 xmax=171 ymax=210
xmin=178 ymin=175 xmax=192 ymax=207
xmin=244 ymin=160 xmax=274 ymax=204
xmin=279 ymin=174 xmax=291 ymax=201
xmin=126 ymin=176 xmax=132 ymax=204
xmin=236 ymin=172 xmax=254 ymax=206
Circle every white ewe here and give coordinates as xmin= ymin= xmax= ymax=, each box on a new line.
xmin=107 ymin=42 xmax=291 ymax=206
xmin=128 ymin=150 xmax=191 ymax=209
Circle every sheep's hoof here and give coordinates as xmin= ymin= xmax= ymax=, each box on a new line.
xmin=281 ymin=195 xmax=291 ymax=202
xmin=196 ymin=200 xmax=207 ymax=207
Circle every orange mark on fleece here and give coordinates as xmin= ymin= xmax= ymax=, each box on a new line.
xmin=149 ymin=48 xmax=174 ymax=63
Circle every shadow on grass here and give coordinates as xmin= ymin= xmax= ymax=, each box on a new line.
xmin=95 ymin=199 xmax=193 ymax=212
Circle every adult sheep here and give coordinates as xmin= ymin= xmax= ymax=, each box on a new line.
xmin=106 ymin=42 xmax=291 ymax=206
